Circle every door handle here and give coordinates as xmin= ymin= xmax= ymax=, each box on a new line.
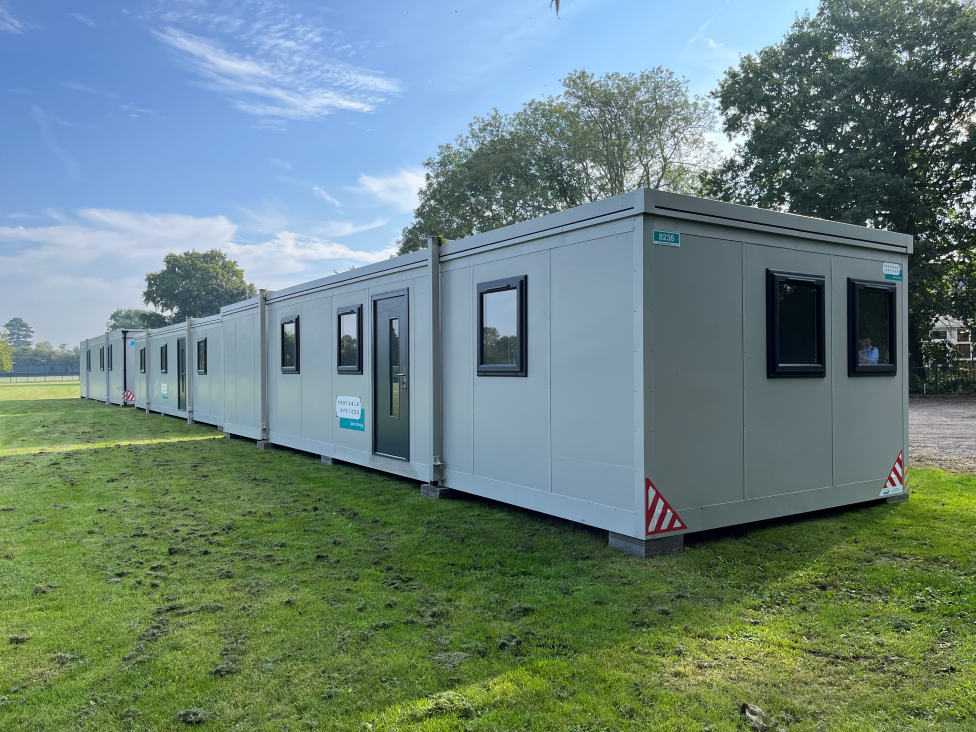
xmin=397 ymin=371 xmax=407 ymax=391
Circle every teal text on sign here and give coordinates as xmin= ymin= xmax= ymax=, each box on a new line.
xmin=653 ymin=230 xmax=680 ymax=247
xmin=340 ymin=410 xmax=365 ymax=431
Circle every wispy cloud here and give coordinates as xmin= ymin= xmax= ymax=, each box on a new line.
xmin=311 ymin=219 xmax=387 ymax=238
xmin=312 ymin=186 xmax=341 ymax=209
xmin=350 ymin=169 xmax=425 ymax=213
xmin=61 ymin=81 xmax=120 ymax=99
xmin=0 ymin=2 xmax=30 ymax=33
xmin=151 ymin=9 xmax=400 ymax=122
xmin=30 ymin=106 xmax=79 ymax=178
xmin=69 ymin=12 xmax=96 ymax=28
xmin=121 ymin=104 xmax=156 ymax=117
xmin=686 ymin=0 xmax=732 ymax=48
xmin=269 ymin=157 xmax=292 ymax=171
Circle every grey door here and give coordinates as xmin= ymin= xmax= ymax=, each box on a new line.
xmin=373 ymin=292 xmax=409 ymax=459
xmin=177 ymin=338 xmax=187 ymax=412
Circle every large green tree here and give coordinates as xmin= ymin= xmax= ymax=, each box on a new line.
xmin=143 ymin=250 xmax=257 ymax=323
xmin=397 ymin=68 xmax=716 ymax=254
xmin=702 ymin=0 xmax=976 ymax=364
xmin=2 ymin=317 xmax=34 ymax=347
xmin=0 ymin=332 xmax=13 ymax=373
xmin=105 ymin=307 xmax=168 ymax=331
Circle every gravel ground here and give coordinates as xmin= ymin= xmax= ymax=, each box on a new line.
xmin=909 ymin=397 xmax=976 ymax=472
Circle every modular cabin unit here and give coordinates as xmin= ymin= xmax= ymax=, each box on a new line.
xmin=79 ymin=330 xmax=142 ymax=404
xmin=78 ymin=190 xmax=912 ymax=554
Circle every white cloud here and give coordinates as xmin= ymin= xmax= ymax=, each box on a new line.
xmin=310 ymin=219 xmax=387 ymax=238
xmin=0 ymin=208 xmax=396 ymax=345
xmin=0 ymin=2 xmax=29 ymax=33
xmin=151 ymin=11 xmax=400 ymax=122
xmin=69 ymin=13 xmax=96 ymax=27
xmin=312 ymin=186 xmax=341 ymax=208
xmin=270 ymin=157 xmax=292 ymax=171
xmin=61 ymin=81 xmax=120 ymax=99
xmin=350 ymin=168 xmax=425 ymax=213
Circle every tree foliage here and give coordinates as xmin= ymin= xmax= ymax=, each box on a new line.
xmin=3 ymin=317 xmax=35 ymax=348
xmin=143 ymin=250 xmax=257 ymax=323
xmin=0 ymin=332 xmax=13 ymax=373
xmin=397 ymin=68 xmax=717 ymax=254
xmin=702 ymin=0 xmax=976 ymax=361
xmin=106 ymin=307 xmax=168 ymax=331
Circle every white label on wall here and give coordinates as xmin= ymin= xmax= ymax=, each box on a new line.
xmin=161 ymin=383 xmax=168 ymax=399
xmin=883 ymin=262 xmax=902 ymax=280
xmin=336 ymin=396 xmax=361 ymax=418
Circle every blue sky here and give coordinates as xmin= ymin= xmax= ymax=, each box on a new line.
xmin=0 ymin=0 xmax=815 ymax=347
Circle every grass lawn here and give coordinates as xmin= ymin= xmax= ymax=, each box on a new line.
xmin=1 ymin=384 xmax=975 ymax=731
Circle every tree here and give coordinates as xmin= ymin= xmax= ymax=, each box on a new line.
xmin=702 ymin=0 xmax=976 ymax=364
xmin=2 ymin=317 xmax=34 ymax=347
xmin=143 ymin=250 xmax=257 ymax=323
xmin=0 ymin=332 xmax=13 ymax=373
xmin=397 ymin=68 xmax=717 ymax=254
xmin=106 ymin=307 xmax=168 ymax=331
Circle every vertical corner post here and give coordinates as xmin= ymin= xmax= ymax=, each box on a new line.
xmin=105 ymin=331 xmax=110 ymax=404
xmin=145 ymin=329 xmax=151 ymax=413
xmin=259 ymin=289 xmax=269 ymax=441
xmin=427 ymin=237 xmax=443 ymax=485
xmin=186 ymin=317 xmax=194 ymax=424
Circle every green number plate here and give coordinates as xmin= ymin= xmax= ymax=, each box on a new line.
xmin=653 ymin=230 xmax=680 ymax=246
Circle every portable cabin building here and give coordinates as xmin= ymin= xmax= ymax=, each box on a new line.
xmin=78 ymin=190 xmax=912 ymax=555
xmin=79 ymin=330 xmax=143 ymax=404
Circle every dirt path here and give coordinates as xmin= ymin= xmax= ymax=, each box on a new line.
xmin=909 ymin=397 xmax=976 ymax=472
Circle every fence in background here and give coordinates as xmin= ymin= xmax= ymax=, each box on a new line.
xmin=909 ymin=364 xmax=976 ymax=396
xmin=0 ymin=373 xmax=80 ymax=384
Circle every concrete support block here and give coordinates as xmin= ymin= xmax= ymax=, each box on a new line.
xmin=256 ymin=440 xmax=276 ymax=450
xmin=885 ymin=491 xmax=909 ymax=504
xmin=421 ymin=483 xmax=452 ymax=499
xmin=320 ymin=456 xmax=335 ymax=465
xmin=224 ymin=431 xmax=235 ymax=439
xmin=609 ymin=531 xmax=684 ymax=558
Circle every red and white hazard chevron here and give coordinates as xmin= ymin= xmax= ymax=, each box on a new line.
xmin=645 ymin=477 xmax=686 ymax=535
xmin=123 ymin=390 xmax=135 ymax=403
xmin=880 ymin=450 xmax=906 ymax=497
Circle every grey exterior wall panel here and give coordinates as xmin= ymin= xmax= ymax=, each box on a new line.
xmin=651 ymin=232 xmax=745 ymax=512
xmin=550 ymin=233 xmax=635 ymax=511
xmin=441 ymin=267 xmax=475 ymax=476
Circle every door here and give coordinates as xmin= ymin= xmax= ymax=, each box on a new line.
xmin=177 ymin=338 xmax=187 ymax=411
xmin=373 ymin=292 xmax=409 ymax=459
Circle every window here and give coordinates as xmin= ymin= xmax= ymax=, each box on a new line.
xmin=99 ymin=347 xmax=105 ymax=371
xmin=849 ymin=279 xmax=897 ymax=376
xmin=958 ymin=330 xmax=971 ymax=343
xmin=197 ymin=338 xmax=207 ymax=375
xmin=931 ymin=329 xmax=948 ymax=340
xmin=959 ymin=343 xmax=972 ymax=359
xmin=477 ymin=275 xmax=527 ymax=377
xmin=139 ymin=348 xmax=146 ymax=374
xmin=337 ymin=305 xmax=362 ymax=374
xmin=86 ymin=350 xmax=91 ymax=372
xmin=281 ymin=316 xmax=299 ymax=374
xmin=160 ymin=344 xmax=168 ymax=374
xmin=107 ymin=344 xmax=113 ymax=371
xmin=766 ymin=270 xmax=826 ymax=377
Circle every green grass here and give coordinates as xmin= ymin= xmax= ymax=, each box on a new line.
xmin=1 ymin=383 xmax=975 ymax=730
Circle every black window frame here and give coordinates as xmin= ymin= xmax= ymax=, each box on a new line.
xmin=99 ymin=346 xmax=105 ymax=371
xmin=766 ymin=269 xmax=827 ymax=378
xmin=107 ymin=344 xmax=113 ymax=371
xmin=139 ymin=347 xmax=146 ymax=374
xmin=160 ymin=343 xmax=168 ymax=374
xmin=197 ymin=337 xmax=208 ymax=375
xmin=848 ymin=278 xmax=897 ymax=377
xmin=281 ymin=315 xmax=300 ymax=374
xmin=336 ymin=304 xmax=363 ymax=374
xmin=86 ymin=349 xmax=91 ymax=372
xmin=477 ymin=275 xmax=528 ymax=377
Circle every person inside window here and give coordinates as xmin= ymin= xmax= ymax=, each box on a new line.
xmin=858 ymin=336 xmax=879 ymax=365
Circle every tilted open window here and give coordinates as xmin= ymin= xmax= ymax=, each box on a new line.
xmin=197 ymin=338 xmax=208 ymax=375
xmin=139 ymin=347 xmax=146 ymax=374
xmin=99 ymin=347 xmax=105 ymax=371
xmin=160 ymin=344 xmax=168 ymax=374
xmin=107 ymin=344 xmax=113 ymax=371
xmin=848 ymin=279 xmax=897 ymax=376
xmin=281 ymin=316 xmax=300 ymax=374
xmin=337 ymin=305 xmax=362 ymax=374
xmin=766 ymin=269 xmax=826 ymax=377
xmin=87 ymin=350 xmax=91 ymax=372
xmin=477 ymin=275 xmax=527 ymax=377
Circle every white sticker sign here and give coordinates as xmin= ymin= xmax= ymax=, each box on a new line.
xmin=161 ymin=383 xmax=168 ymax=399
xmin=336 ymin=395 xmax=361 ymax=418
xmin=883 ymin=262 xmax=902 ymax=281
